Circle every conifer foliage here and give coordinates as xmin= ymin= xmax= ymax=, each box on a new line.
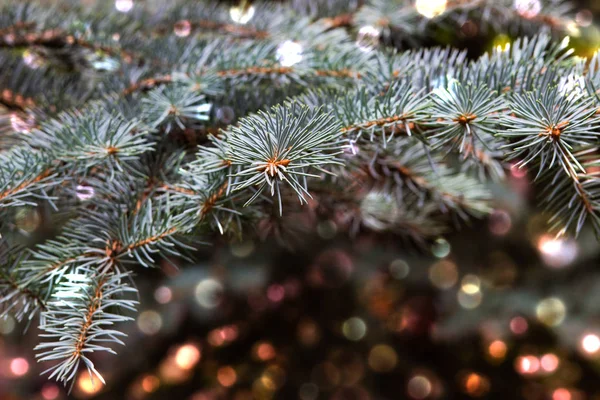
xmin=0 ymin=0 xmax=597 ymax=390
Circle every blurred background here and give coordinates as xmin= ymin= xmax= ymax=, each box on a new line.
xmin=4 ymin=0 xmax=600 ymax=400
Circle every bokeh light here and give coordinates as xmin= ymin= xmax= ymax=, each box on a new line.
xmin=428 ymin=260 xmax=458 ymax=289
xmin=253 ymin=342 xmax=276 ymax=361
xmin=390 ymin=259 xmax=410 ymax=279
xmin=230 ymin=240 xmax=255 ymax=258
xmin=298 ymin=319 xmax=321 ymax=347
xmin=488 ymin=340 xmax=507 ymax=360
xmin=536 ymin=297 xmax=567 ymax=327
xmin=174 ymin=20 xmax=192 ymax=37
xmin=356 ymin=25 xmax=381 ymax=52
xmin=154 ymin=286 xmax=173 ymax=304
xmin=174 ymin=344 xmax=201 ymax=370
xmin=15 ymin=207 xmax=41 ymax=233
xmin=141 ymin=375 xmax=160 ymax=393
xmin=515 ymin=355 xmax=540 ymax=375
xmin=431 ymin=238 xmax=450 ymax=258
xmin=276 ymin=40 xmax=303 ymax=67
xmin=10 ymin=112 xmax=35 ymax=133
xmin=537 ymin=235 xmax=578 ymax=268
xmin=115 ymin=0 xmax=133 ymax=13
xmin=457 ymin=290 xmax=482 ymax=309
xmin=0 ymin=315 xmax=16 ymax=334
xmin=461 ymin=372 xmax=490 ymax=397
xmin=576 ymin=10 xmax=593 ymax=27
xmin=415 ymin=0 xmax=447 ymax=19
xmin=217 ymin=366 xmax=237 ymax=387
xmin=230 ymin=4 xmax=255 ymax=24
xmin=75 ymin=185 xmax=95 ymax=201
xmin=461 ymin=275 xmax=481 ymax=294
xmin=489 ymin=209 xmax=512 ymax=235
xmin=77 ymin=373 xmax=104 ymax=395
xmin=407 ymin=375 xmax=432 ymax=399
xmin=368 ymin=344 xmax=398 ymax=373
xmin=581 ymin=334 xmax=600 ymax=354
xmin=540 ymin=353 xmax=559 ymax=373
xmin=10 ymin=357 xmax=29 ymax=377
xmin=514 ymin=0 xmax=541 ymax=18
xmin=267 ymin=284 xmax=285 ymax=302
xmin=510 ymin=316 xmax=528 ymax=335
xmin=195 ymin=278 xmax=224 ymax=308
xmin=342 ymin=317 xmax=368 ymax=341
xmin=137 ymin=310 xmax=163 ymax=335
xmin=41 ymin=383 xmax=60 ymax=400
xmin=553 ymin=388 xmax=572 ymax=400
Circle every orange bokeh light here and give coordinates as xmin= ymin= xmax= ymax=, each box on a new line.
xmin=141 ymin=374 xmax=160 ymax=393
xmin=217 ymin=366 xmax=237 ymax=387
xmin=488 ymin=340 xmax=507 ymax=359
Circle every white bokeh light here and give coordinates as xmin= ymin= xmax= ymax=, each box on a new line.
xmin=276 ymin=40 xmax=303 ymax=67
xmin=115 ymin=0 xmax=133 ymax=13
xmin=75 ymin=185 xmax=95 ymax=201
xmin=514 ymin=0 xmax=542 ymax=19
xmin=230 ymin=5 xmax=255 ymax=24
xmin=356 ymin=25 xmax=380 ymax=52
xmin=195 ymin=278 xmax=224 ymax=309
xmin=537 ymin=235 xmax=578 ymax=268
xmin=582 ymin=334 xmax=600 ymax=354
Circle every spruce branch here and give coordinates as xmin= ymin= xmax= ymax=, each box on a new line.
xmin=429 ymin=82 xmax=506 ymax=156
xmin=501 ymin=86 xmax=600 ymax=179
xmin=2 ymin=0 xmax=600 ymax=391
xmin=115 ymin=198 xmax=195 ymax=268
xmin=141 ymin=85 xmax=212 ymax=132
xmin=30 ymin=108 xmax=154 ymax=175
xmin=335 ymin=82 xmax=430 ymax=144
xmin=0 ymin=243 xmax=47 ymax=322
xmin=219 ymin=101 xmax=344 ymax=214
xmin=35 ymin=269 xmax=137 ymax=391
xmin=0 ymin=146 xmax=56 ymax=207
xmin=354 ymin=138 xmax=492 ymax=221
xmin=168 ymin=172 xmax=242 ymax=235
xmin=534 ymin=147 xmax=600 ymax=237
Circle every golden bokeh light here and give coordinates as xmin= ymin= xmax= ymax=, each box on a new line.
xmin=368 ymin=344 xmax=398 ymax=373
xmin=415 ymin=0 xmax=447 ymax=19
xmin=77 ymin=373 xmax=105 ymax=396
xmin=536 ymin=297 xmax=566 ymax=327
xmin=461 ymin=372 xmax=490 ymax=397
xmin=488 ymin=340 xmax=507 ymax=360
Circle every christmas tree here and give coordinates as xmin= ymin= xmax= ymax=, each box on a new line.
xmin=2 ymin=0 xmax=600 ymax=399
